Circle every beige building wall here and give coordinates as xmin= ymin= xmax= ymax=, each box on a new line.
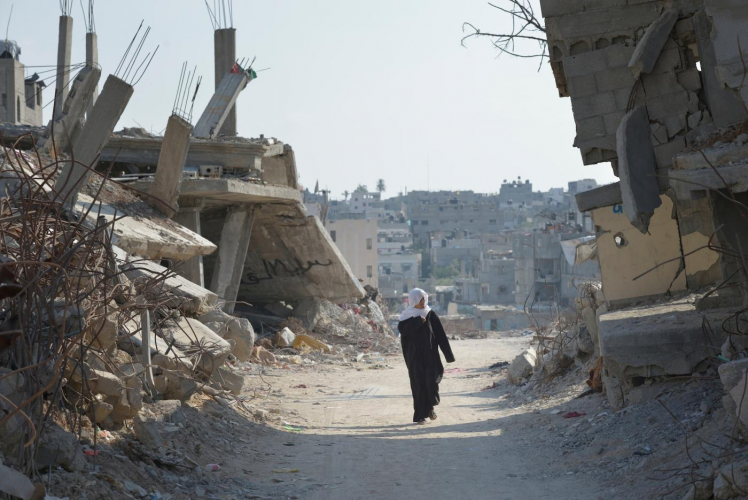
xmin=592 ymin=194 xmax=686 ymax=306
xmin=326 ymin=218 xmax=379 ymax=288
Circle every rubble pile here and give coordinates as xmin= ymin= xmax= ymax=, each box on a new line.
xmin=0 ymin=146 xmax=296 ymax=496
xmin=507 ymin=283 xmax=604 ymax=387
xmin=253 ymin=297 xmax=400 ymax=356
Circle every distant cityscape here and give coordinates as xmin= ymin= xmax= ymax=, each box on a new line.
xmin=304 ymin=177 xmax=602 ymax=331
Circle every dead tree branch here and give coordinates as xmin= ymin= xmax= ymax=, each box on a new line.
xmin=462 ymin=0 xmax=548 ymax=71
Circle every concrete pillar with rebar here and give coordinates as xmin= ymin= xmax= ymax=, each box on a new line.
xmin=214 ymin=28 xmax=237 ymax=137
xmin=41 ymin=64 xmax=101 ymax=153
xmin=55 ymin=16 xmax=74 ymax=121
xmin=209 ymin=204 xmax=254 ymax=313
xmin=146 ymin=114 xmax=193 ymax=217
xmin=173 ymin=199 xmax=206 ymax=287
xmin=54 ymin=75 xmax=134 ymax=207
xmin=193 ymin=71 xmax=250 ymax=139
xmin=86 ymin=32 xmax=99 ymax=117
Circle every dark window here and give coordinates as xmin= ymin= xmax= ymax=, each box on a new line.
xmin=330 ymin=230 xmax=336 ymax=242
xmin=36 ymin=89 xmax=41 ymax=106
xmin=366 ymin=238 xmax=373 ymax=250
xmin=367 ymin=266 xmax=373 ymax=278
xmin=16 ymin=97 xmax=21 ymax=119
xmin=422 ymin=221 xmax=429 ymax=226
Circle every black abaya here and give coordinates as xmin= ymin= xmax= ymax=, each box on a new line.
xmin=398 ymin=311 xmax=455 ymax=422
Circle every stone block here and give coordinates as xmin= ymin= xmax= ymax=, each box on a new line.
xmin=646 ymin=90 xmax=690 ymax=120
xmin=162 ymin=369 xmax=198 ymax=401
xmin=664 ymin=113 xmax=687 ymax=138
xmin=595 ymin=67 xmax=636 ymax=92
xmin=213 ymin=367 xmax=244 ymax=395
xmin=507 ymin=349 xmax=536 ymax=385
xmin=37 ymin=423 xmax=86 ymax=472
xmin=605 ymin=44 xmax=636 ymax=68
xmin=641 ymin=71 xmax=680 ymax=97
xmin=603 ymin=111 xmax=626 ymax=135
xmin=650 ymin=47 xmax=684 ymax=74
xmin=545 ymin=5 xmax=659 ymax=40
xmin=133 ymin=413 xmax=164 ymax=448
xmin=91 ymin=369 xmax=123 ymax=398
xmin=539 ymin=0 xmax=583 ymax=18
xmin=629 ymin=9 xmax=679 ymax=77
xmin=563 ymin=50 xmax=608 ymax=79
xmin=275 ymin=327 xmax=296 ymax=347
xmin=158 ymin=316 xmax=232 ymax=375
xmin=568 ymin=74 xmax=598 ymax=98
xmin=571 ymin=92 xmax=618 ymax=120
xmin=575 ymin=115 xmax=606 ymax=142
xmin=617 ymin=106 xmax=661 ymax=233
xmin=677 ymin=68 xmax=702 ymax=92
xmin=654 ymin=136 xmax=685 ymax=169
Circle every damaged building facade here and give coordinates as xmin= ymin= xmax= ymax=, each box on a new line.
xmin=540 ymin=0 xmax=748 ymax=409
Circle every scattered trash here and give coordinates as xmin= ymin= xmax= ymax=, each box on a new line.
xmin=206 ymin=464 xmax=221 ymax=472
xmin=273 ymin=468 xmax=300 ymax=474
xmin=283 ymin=425 xmax=304 ymax=432
xmin=293 ymin=384 xmax=308 ymax=389
xmin=444 ymin=367 xmax=462 ymax=374
xmin=562 ymin=412 xmax=586 ymax=419
xmin=482 ymin=382 xmax=499 ymax=391
xmin=489 ymin=361 xmax=509 ymax=369
xmin=549 ymin=409 xmax=562 ymax=415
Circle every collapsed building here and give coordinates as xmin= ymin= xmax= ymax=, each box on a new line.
xmin=0 ymin=4 xmax=396 ymax=495
xmin=538 ymin=0 xmax=748 ymax=413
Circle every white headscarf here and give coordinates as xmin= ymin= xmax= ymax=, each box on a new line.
xmin=399 ymin=288 xmax=431 ymax=321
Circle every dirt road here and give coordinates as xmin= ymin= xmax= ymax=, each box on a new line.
xmin=236 ymin=337 xmax=610 ymax=500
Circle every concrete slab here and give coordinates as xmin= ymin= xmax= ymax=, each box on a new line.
xmin=178 ymin=178 xmax=302 ymax=207
xmin=119 ymin=256 xmax=219 ymax=315
xmin=617 ymin=106 xmax=662 ymax=233
xmin=202 ymin=204 xmax=366 ymax=304
xmin=599 ymin=299 xmax=729 ymax=381
xmin=100 ymin=135 xmax=277 ymax=171
xmin=76 ymin=193 xmax=217 ymax=261
xmin=670 ymin=160 xmax=748 ymax=200
xmin=628 ymin=8 xmax=679 ymax=77
xmin=193 ymin=71 xmax=251 ymax=139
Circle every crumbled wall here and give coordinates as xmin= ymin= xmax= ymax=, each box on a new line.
xmin=541 ymin=1 xmax=711 ymax=171
xmin=591 ymin=193 xmax=685 ymax=305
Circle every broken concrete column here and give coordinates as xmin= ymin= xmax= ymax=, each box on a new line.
xmin=507 ymin=349 xmax=536 ymax=385
xmin=694 ymin=9 xmax=748 ymax=128
xmin=55 ymin=15 xmax=74 ymax=120
xmin=86 ymin=32 xmax=99 ymax=117
xmin=628 ymin=8 xmax=679 ymax=78
xmin=172 ymin=199 xmax=205 ymax=287
xmin=616 ymin=106 xmax=662 ymax=233
xmin=54 ymin=75 xmax=134 ymax=207
xmin=41 ymin=64 xmax=101 ymax=153
xmin=209 ymin=205 xmax=254 ymax=314
xmin=147 ymin=114 xmax=193 ymax=217
xmin=214 ymin=28 xmax=237 ymax=137
xmin=193 ymin=71 xmax=252 ymax=139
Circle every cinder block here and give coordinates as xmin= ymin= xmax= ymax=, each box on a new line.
xmin=654 ymin=137 xmax=686 ymax=169
xmin=614 ymin=86 xmax=645 ymax=110
xmin=596 ymin=67 xmax=637 ymax=92
xmin=546 ymin=5 xmax=660 ymax=40
xmin=645 ymin=90 xmax=690 ymax=120
xmin=563 ymin=50 xmax=608 ymax=78
xmin=539 ymin=0 xmax=583 ymax=18
xmin=575 ymin=115 xmax=606 ymax=141
xmin=583 ymin=0 xmax=627 ymax=11
xmin=568 ymin=74 xmax=598 ymax=97
xmin=641 ymin=72 xmax=680 ymax=97
xmin=663 ymin=113 xmax=687 ymax=138
xmin=676 ymin=69 xmax=702 ymax=92
xmin=571 ymin=91 xmax=618 ymax=120
xmin=606 ymin=44 xmax=637 ymax=68
xmin=603 ymin=111 xmax=627 ymax=135
xmin=650 ymin=47 xmax=684 ymax=74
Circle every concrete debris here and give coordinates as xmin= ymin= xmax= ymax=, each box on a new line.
xmin=508 ymin=349 xmax=537 ymax=385
xmin=119 ymin=255 xmax=219 ymax=315
xmin=616 ymin=106 xmax=662 ymax=233
xmin=158 ymin=316 xmax=232 ymax=376
xmin=628 ymin=8 xmax=680 ymax=78
xmin=275 ymin=327 xmax=296 ymax=347
xmin=36 ymin=423 xmax=87 ymax=472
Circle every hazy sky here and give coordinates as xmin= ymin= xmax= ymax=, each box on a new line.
xmin=7 ymin=0 xmax=616 ymax=198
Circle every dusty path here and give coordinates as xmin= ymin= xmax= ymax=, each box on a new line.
xmin=235 ymin=338 xmax=609 ymax=500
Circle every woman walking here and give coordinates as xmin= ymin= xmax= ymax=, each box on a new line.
xmin=398 ymin=288 xmax=455 ymax=425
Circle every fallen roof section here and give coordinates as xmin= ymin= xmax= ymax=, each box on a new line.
xmin=178 ymin=177 xmax=302 ymax=208
xmin=100 ymin=135 xmax=284 ymax=170
xmin=76 ymin=193 xmax=217 ymax=261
